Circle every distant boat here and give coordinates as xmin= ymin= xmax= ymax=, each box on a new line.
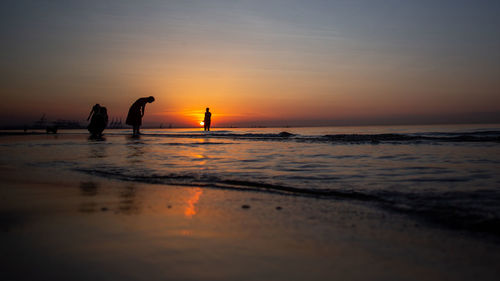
xmin=31 ymin=115 xmax=82 ymax=131
xmin=159 ymin=123 xmax=172 ymax=129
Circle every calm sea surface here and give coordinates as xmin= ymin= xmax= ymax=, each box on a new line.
xmin=1 ymin=124 xmax=500 ymax=234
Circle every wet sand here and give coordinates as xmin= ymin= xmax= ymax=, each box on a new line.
xmin=2 ymin=166 xmax=500 ymax=281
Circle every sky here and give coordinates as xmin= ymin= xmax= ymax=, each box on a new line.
xmin=1 ymin=0 xmax=499 ymax=127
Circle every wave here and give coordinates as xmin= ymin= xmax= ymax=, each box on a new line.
xmin=3 ymin=130 xmax=500 ymax=143
xmin=318 ymin=133 xmax=500 ymax=143
xmin=130 ymin=131 xmax=500 ymax=143
xmin=75 ymin=166 xmax=386 ymax=200
xmin=76 ymin=166 xmax=500 ymax=236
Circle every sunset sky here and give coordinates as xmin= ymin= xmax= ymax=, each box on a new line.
xmin=1 ymin=0 xmax=499 ymax=127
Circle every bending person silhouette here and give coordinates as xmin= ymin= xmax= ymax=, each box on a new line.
xmin=87 ymin=104 xmax=108 ymax=137
xmin=126 ymin=96 xmax=155 ymax=135
xmin=204 ymin=108 xmax=211 ymax=131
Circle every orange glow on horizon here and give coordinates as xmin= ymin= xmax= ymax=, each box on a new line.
xmin=2 ymin=0 xmax=500 ymax=128
xmin=152 ymin=106 xmax=270 ymax=127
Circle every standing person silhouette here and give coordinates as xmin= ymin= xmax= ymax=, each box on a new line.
xmin=126 ymin=96 xmax=155 ymax=136
xmin=204 ymin=108 xmax=211 ymax=131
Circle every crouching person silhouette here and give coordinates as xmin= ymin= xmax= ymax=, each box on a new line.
xmin=87 ymin=104 xmax=108 ymax=137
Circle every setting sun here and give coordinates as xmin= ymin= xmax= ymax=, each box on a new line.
xmin=200 ymin=121 xmax=204 ymax=126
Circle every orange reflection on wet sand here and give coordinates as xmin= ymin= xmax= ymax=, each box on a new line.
xmin=184 ymin=187 xmax=203 ymax=218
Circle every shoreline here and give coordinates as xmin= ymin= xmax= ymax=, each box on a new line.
xmin=2 ymin=166 xmax=500 ymax=280
xmin=1 ymin=132 xmax=500 ymax=280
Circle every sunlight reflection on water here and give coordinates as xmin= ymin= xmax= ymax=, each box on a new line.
xmin=184 ymin=188 xmax=203 ymax=218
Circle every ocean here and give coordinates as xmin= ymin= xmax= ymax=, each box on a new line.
xmin=2 ymin=124 xmax=500 ymax=235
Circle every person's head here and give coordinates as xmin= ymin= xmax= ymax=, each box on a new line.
xmin=147 ymin=96 xmax=155 ymax=103
xmin=206 ymin=107 xmax=210 ymax=112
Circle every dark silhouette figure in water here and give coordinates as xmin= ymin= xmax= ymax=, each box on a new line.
xmin=126 ymin=96 xmax=155 ymax=135
xmin=204 ymin=107 xmax=211 ymax=131
xmin=87 ymin=104 xmax=108 ymax=137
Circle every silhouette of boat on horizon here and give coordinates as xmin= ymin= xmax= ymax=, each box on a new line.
xmin=29 ymin=114 xmax=83 ymax=133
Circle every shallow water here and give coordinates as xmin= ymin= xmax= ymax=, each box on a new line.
xmin=1 ymin=124 xmax=500 ymax=235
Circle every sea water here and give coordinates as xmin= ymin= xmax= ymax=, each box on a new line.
xmin=1 ymin=124 xmax=500 ymax=235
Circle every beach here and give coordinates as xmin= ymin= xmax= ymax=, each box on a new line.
xmin=1 ymin=127 xmax=500 ymax=280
